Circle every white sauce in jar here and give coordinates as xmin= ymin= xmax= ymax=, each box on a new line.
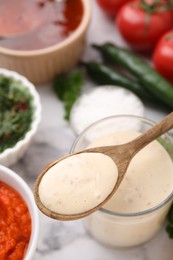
xmin=38 ymin=152 xmax=118 ymax=215
xmin=88 ymin=131 xmax=173 ymax=213
xmin=84 ymin=131 xmax=173 ymax=247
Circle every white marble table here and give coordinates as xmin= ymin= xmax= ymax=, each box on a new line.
xmin=11 ymin=1 xmax=173 ymax=259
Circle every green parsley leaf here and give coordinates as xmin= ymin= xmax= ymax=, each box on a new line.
xmin=166 ymin=205 xmax=173 ymax=238
xmin=158 ymin=134 xmax=173 ymax=239
xmin=53 ymin=70 xmax=84 ymax=120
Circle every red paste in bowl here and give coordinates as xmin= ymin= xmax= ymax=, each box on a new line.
xmin=0 ymin=181 xmax=31 ymax=260
xmin=0 ymin=0 xmax=83 ymax=51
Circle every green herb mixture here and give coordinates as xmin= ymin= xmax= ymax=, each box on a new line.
xmin=0 ymin=75 xmax=33 ymax=153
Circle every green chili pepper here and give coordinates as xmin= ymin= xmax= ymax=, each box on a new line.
xmin=81 ymin=61 xmax=169 ymax=107
xmin=92 ymin=43 xmax=173 ymax=109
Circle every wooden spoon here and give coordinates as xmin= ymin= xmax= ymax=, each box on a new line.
xmin=34 ymin=112 xmax=173 ymax=221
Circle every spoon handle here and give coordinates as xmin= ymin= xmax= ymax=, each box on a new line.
xmin=130 ymin=111 xmax=173 ymax=156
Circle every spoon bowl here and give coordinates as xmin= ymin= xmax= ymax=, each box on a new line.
xmin=34 ymin=112 xmax=173 ymax=221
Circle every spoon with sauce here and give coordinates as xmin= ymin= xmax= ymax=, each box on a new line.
xmin=34 ymin=112 xmax=173 ymax=221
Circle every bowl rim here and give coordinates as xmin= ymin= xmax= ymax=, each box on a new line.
xmin=0 ymin=68 xmax=42 ymax=160
xmin=0 ymin=0 xmax=91 ymax=57
xmin=0 ymin=164 xmax=40 ymax=259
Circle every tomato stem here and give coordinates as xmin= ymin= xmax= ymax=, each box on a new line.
xmin=168 ymin=0 xmax=173 ymax=7
xmin=141 ymin=0 xmax=173 ymax=12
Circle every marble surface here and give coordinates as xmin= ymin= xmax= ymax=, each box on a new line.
xmin=10 ymin=1 xmax=173 ymax=259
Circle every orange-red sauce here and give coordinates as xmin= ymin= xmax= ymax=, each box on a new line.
xmin=0 ymin=181 xmax=31 ymax=260
xmin=0 ymin=0 xmax=83 ymax=50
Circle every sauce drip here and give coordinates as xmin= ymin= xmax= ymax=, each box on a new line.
xmin=0 ymin=0 xmax=83 ymax=51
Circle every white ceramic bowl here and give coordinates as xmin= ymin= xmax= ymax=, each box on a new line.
xmin=0 ymin=68 xmax=41 ymax=167
xmin=0 ymin=164 xmax=39 ymax=259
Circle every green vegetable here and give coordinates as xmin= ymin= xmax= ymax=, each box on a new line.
xmin=0 ymin=75 xmax=33 ymax=153
xmin=53 ymin=70 xmax=84 ymax=120
xmin=92 ymin=43 xmax=173 ymax=109
xmin=159 ymin=135 xmax=173 ymax=159
xmin=81 ymin=61 xmax=163 ymax=104
xmin=166 ymin=206 xmax=173 ymax=238
xmin=158 ymin=135 xmax=173 ymax=238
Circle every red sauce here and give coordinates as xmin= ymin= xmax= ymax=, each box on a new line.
xmin=0 ymin=181 xmax=31 ymax=260
xmin=0 ymin=0 xmax=83 ymax=51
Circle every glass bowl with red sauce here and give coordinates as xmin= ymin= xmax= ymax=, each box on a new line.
xmin=0 ymin=164 xmax=39 ymax=260
xmin=0 ymin=0 xmax=91 ymax=84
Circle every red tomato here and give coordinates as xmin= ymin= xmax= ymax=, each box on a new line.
xmin=96 ymin=0 xmax=129 ymax=16
xmin=116 ymin=0 xmax=173 ymax=51
xmin=153 ymin=30 xmax=173 ymax=83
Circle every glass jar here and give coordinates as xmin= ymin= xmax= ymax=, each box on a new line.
xmin=71 ymin=115 xmax=173 ymax=248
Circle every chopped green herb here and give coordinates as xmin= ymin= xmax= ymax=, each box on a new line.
xmin=53 ymin=70 xmax=84 ymax=120
xmin=0 ymin=75 xmax=33 ymax=153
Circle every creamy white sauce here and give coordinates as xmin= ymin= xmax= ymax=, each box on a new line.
xmin=87 ymin=131 xmax=173 ymax=213
xmin=38 ymin=152 xmax=118 ymax=215
xmin=84 ymin=131 xmax=173 ymax=247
